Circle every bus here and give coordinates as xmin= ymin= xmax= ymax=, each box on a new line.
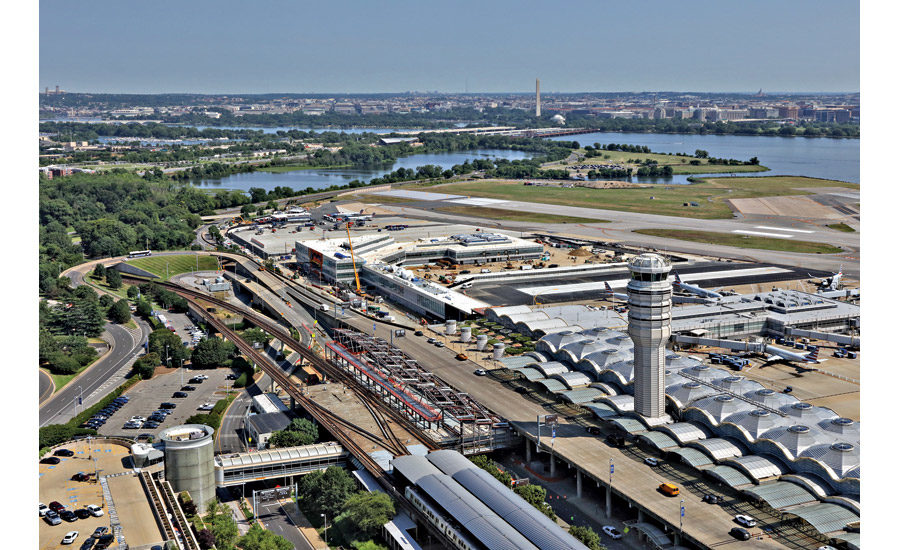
xmin=128 ymin=250 xmax=152 ymax=258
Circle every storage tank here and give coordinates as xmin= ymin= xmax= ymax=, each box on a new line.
xmin=160 ymin=424 xmax=215 ymax=512
xmin=475 ymin=334 xmax=489 ymax=351
xmin=460 ymin=326 xmax=472 ymax=343
xmin=445 ymin=320 xmax=457 ymax=335
xmin=492 ymin=343 xmax=506 ymax=360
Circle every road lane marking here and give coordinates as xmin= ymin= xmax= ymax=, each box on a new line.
xmin=755 ymin=225 xmax=815 ymax=234
xmin=732 ymin=230 xmax=794 ymax=239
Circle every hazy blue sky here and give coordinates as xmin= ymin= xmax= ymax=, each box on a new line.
xmin=39 ymin=0 xmax=859 ymax=94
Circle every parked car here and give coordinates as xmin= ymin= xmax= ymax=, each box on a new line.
xmin=49 ymin=501 xmax=65 ymax=513
xmin=159 ymin=402 xmax=177 ymax=409
xmin=601 ymin=526 xmax=623 ymax=540
xmin=72 ymin=472 xmax=91 ymax=482
xmin=74 ymin=509 xmax=91 ymax=519
xmin=41 ymin=457 xmax=61 ymax=465
xmin=702 ymin=494 xmax=721 ymax=504
xmin=91 ymin=526 xmax=109 ymax=538
xmin=734 ymin=514 xmax=757 ymax=527
xmin=225 ymin=374 xmax=238 ymax=380
xmin=181 ymin=385 xmax=197 ymax=391
xmin=62 ymin=531 xmax=79 ymax=545
xmin=60 ymin=510 xmax=77 ymax=522
xmin=729 ymin=527 xmax=750 ymax=541
xmin=54 ymin=449 xmax=75 ymax=457
xmin=85 ymin=505 xmax=104 ymax=518
xmin=95 ymin=534 xmax=115 ymax=549
xmin=44 ymin=510 xmax=62 ymax=525
xmin=198 ymin=403 xmax=215 ymax=411
xmin=644 ymin=457 xmax=659 ymax=467
xmin=39 ymin=503 xmax=49 ymax=517
xmin=173 ymin=392 xmax=189 ymax=398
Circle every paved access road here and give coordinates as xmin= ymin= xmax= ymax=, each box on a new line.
xmin=39 ymin=369 xmax=54 ymax=404
xmin=39 ymin=320 xmax=150 ymax=426
xmin=254 ymin=498 xmax=316 ymax=550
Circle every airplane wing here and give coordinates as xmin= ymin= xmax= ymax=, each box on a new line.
xmin=765 ymin=354 xmax=784 ymax=363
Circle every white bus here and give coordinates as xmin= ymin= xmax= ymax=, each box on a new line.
xmin=128 ymin=250 xmax=152 ymax=258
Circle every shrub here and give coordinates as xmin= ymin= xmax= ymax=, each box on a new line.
xmin=48 ymin=353 xmax=81 ymax=374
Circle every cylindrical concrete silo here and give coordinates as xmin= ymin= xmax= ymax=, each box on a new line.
xmin=475 ymin=334 xmax=489 ymax=351
xmin=160 ymin=424 xmax=215 ymax=512
xmin=492 ymin=343 xmax=506 ymax=360
xmin=445 ymin=320 xmax=457 ymax=335
xmin=460 ymin=326 xmax=472 ymax=343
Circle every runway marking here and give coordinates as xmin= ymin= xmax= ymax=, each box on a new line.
xmin=754 ymin=225 xmax=815 ymax=234
xmin=517 ymin=266 xmax=792 ymax=295
xmin=732 ymin=230 xmax=794 ymax=239
xmin=447 ymin=197 xmax=510 ymax=206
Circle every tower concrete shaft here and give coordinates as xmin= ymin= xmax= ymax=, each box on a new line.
xmin=536 ymin=78 xmax=541 ymax=117
xmin=627 ymin=254 xmax=672 ymax=419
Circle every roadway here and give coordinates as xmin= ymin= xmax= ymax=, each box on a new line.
xmin=254 ymin=493 xmax=316 ymax=550
xmin=39 ymin=320 xmax=150 ymax=426
xmin=38 ymin=369 xmax=55 ymax=405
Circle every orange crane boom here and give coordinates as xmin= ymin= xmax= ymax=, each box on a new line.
xmin=345 ymin=222 xmax=362 ymax=293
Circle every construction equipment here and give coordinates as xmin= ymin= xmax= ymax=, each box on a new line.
xmin=345 ymin=222 xmax=362 ymax=294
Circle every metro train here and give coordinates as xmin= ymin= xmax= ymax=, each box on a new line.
xmin=405 ymin=486 xmax=478 ymax=550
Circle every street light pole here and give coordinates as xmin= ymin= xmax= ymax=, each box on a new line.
xmin=607 ymin=458 xmax=613 ymax=518
xmin=321 ymin=513 xmax=327 ymax=544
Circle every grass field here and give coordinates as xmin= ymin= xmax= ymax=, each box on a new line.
xmin=435 ymin=205 xmax=606 ymax=224
xmin=827 ymin=223 xmax=856 ymax=232
xmin=546 ymin=149 xmax=769 ymax=175
xmin=634 ymin=229 xmax=844 ymax=254
xmin=126 ymin=254 xmax=219 ymax=280
xmin=427 ymin=176 xmax=858 ymax=219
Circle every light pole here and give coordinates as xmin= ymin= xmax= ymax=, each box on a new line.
xmin=607 ymin=458 xmax=613 ymax=518
xmin=320 ymin=512 xmax=328 ymax=544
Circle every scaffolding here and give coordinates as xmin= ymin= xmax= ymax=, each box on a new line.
xmin=328 ymin=329 xmax=514 ymax=453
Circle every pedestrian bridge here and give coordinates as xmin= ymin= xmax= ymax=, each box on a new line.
xmin=214 ymin=442 xmax=347 ymax=487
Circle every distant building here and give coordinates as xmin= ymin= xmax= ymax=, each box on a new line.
xmin=778 ymin=106 xmax=800 ymax=119
xmin=245 ymin=412 xmax=292 ymax=450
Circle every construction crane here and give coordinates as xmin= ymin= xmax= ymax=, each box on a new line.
xmin=345 ymin=222 xmax=362 ymax=294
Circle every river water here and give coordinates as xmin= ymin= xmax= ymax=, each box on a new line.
xmin=179 ymin=127 xmax=859 ymax=192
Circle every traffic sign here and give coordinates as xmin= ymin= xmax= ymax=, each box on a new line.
xmin=610 ymin=464 xmax=614 ymax=474
xmin=681 ymin=506 xmax=685 ymax=517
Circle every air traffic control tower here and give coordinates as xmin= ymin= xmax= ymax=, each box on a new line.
xmin=627 ymin=254 xmax=673 ymax=420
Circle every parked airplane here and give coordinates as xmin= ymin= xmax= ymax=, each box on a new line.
xmin=764 ymin=344 xmax=824 ymax=364
xmin=602 ymin=282 xmax=628 ymax=301
xmin=673 ymin=272 xmax=723 ymax=299
xmin=810 ymin=266 xmax=843 ymax=291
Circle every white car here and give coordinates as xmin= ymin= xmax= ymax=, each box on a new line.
xmin=62 ymin=531 xmax=79 ymax=545
xmin=39 ymin=503 xmax=48 ymax=517
xmin=130 ymin=416 xmax=146 ymax=422
xmin=198 ymin=403 xmax=215 ymax=411
xmin=85 ymin=505 xmax=104 ymax=517
xmin=474 ymin=369 xmax=487 ymax=376
xmin=734 ymin=514 xmax=757 ymax=527
xmin=644 ymin=457 xmax=659 ymax=467
xmin=602 ymin=526 xmax=623 ymax=540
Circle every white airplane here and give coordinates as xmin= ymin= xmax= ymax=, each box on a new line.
xmin=602 ymin=281 xmax=628 ymax=301
xmin=764 ymin=344 xmax=824 ymax=364
xmin=810 ymin=266 xmax=843 ymax=291
xmin=673 ymin=272 xmax=723 ymax=300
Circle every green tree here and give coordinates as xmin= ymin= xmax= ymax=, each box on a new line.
xmin=134 ymin=352 xmax=160 ymax=379
xmin=287 ymin=417 xmax=319 ymax=443
xmin=127 ymin=285 xmax=139 ymax=299
xmin=73 ymin=285 xmax=98 ymax=302
xmin=48 ymin=352 xmax=81 ymax=374
xmin=341 ymin=492 xmax=396 ymax=539
xmin=191 ymin=337 xmax=235 ymax=369
xmin=39 ymin=329 xmax=60 ymax=363
xmin=237 ymin=524 xmax=293 ymax=550
xmin=108 ymin=299 xmax=132 ymax=324
xmin=99 ymin=294 xmax=114 ymax=309
xmin=241 ymin=328 xmax=270 ymax=347
xmin=106 ymin=269 xmax=122 ymax=290
xmin=148 ymin=328 xmax=189 ymax=365
xmin=569 ymin=526 xmax=606 ymax=550
xmin=694 ymin=149 xmax=709 ymax=159
xmin=207 ymin=500 xmax=239 ymax=550
xmin=92 ymin=263 xmax=106 ymax=279
xmin=136 ymin=299 xmax=152 ymax=318
xmin=298 ymin=466 xmax=356 ymax=518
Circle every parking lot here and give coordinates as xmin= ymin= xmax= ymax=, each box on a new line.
xmin=38 ymin=440 xmax=153 ymax=550
xmin=97 ymin=366 xmax=238 ymax=438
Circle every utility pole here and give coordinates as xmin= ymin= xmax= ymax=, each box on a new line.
xmin=607 ymin=458 xmax=613 ymax=518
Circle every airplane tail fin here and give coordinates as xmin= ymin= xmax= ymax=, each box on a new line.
xmin=805 ymin=346 xmax=819 ymax=362
xmin=604 ymin=281 xmax=613 ymax=292
xmin=674 ymin=272 xmax=682 ymax=283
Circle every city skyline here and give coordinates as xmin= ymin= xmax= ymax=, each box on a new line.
xmin=39 ymin=0 xmax=859 ymax=95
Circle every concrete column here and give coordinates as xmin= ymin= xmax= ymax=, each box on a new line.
xmin=674 ymin=533 xmax=681 ymax=546
xmin=289 ymin=396 xmax=295 ymax=410
xmin=576 ymin=470 xmax=583 ymax=498
xmin=638 ymin=509 xmax=644 ymax=522
xmin=550 ymin=453 xmax=556 ymax=477
xmin=606 ymin=484 xmax=612 ymax=518
xmin=525 ymin=439 xmax=532 ymax=463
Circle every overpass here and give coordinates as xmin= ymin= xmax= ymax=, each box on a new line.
xmin=214 ymin=443 xmax=348 ymax=487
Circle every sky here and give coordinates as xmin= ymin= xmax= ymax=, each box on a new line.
xmin=40 ymin=0 xmax=859 ymax=94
